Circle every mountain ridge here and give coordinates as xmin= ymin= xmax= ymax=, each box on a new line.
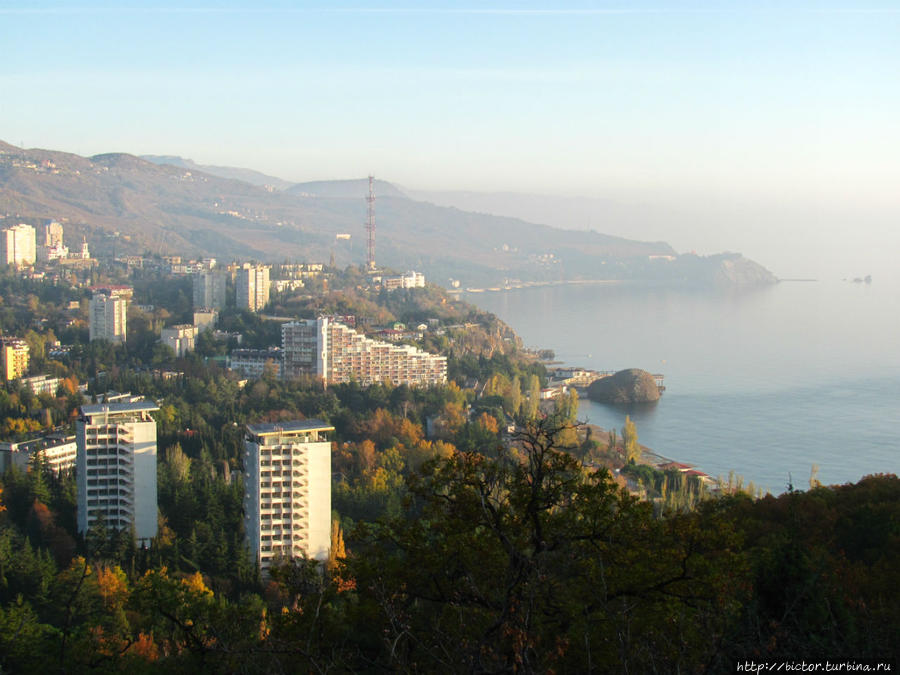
xmin=1 ymin=142 xmax=775 ymax=287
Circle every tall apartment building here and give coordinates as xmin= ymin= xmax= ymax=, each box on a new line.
xmin=160 ymin=324 xmax=198 ymax=357
xmin=193 ymin=270 xmax=227 ymax=310
xmin=235 ymin=264 xmax=271 ymax=312
xmin=281 ymin=318 xmax=447 ymax=387
xmin=243 ymin=420 xmax=333 ymax=575
xmin=89 ymin=289 xmax=129 ymax=343
xmin=1 ymin=338 xmax=29 ymax=380
xmin=76 ymin=400 xmax=159 ymax=544
xmin=43 ymin=221 xmax=64 ymax=247
xmin=1 ymin=224 xmax=36 ymax=266
xmin=37 ymin=221 xmax=68 ymax=261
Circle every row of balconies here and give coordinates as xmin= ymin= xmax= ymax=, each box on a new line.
xmin=87 ymin=486 xmax=134 ymax=500
xmin=87 ymin=492 xmax=134 ymax=507
xmin=259 ymin=506 xmax=308 ymax=515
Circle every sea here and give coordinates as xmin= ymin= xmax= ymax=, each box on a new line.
xmin=465 ymin=279 xmax=900 ymax=494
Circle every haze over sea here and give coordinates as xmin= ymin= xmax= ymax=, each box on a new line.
xmin=467 ymin=278 xmax=900 ymax=494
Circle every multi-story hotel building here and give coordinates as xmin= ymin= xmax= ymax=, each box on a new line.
xmin=281 ymin=318 xmax=447 ymax=387
xmin=76 ymin=400 xmax=159 ymax=544
xmin=0 ymin=224 xmax=36 ymax=266
xmin=243 ymin=420 xmax=333 ymax=575
xmin=236 ymin=264 xmax=271 ymax=312
xmin=89 ymin=288 xmax=130 ymax=343
xmin=1 ymin=338 xmax=29 ymax=380
xmin=0 ymin=433 xmax=77 ymax=475
xmin=193 ymin=270 xmax=227 ymax=310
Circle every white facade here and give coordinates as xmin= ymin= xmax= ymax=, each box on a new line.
xmin=243 ymin=420 xmax=333 ymax=575
xmin=77 ymin=401 xmax=159 ymax=544
xmin=193 ymin=270 xmax=227 ymax=310
xmin=161 ymin=324 xmax=198 ymax=357
xmin=42 ymin=221 xmax=64 ymax=247
xmin=0 ymin=434 xmax=77 ymax=475
xmin=89 ymin=292 xmax=128 ymax=343
xmin=1 ymin=224 xmax=36 ymax=266
xmin=37 ymin=221 xmax=67 ymax=261
xmin=20 ymin=374 xmax=62 ymax=396
xmin=281 ymin=317 xmax=447 ymax=387
xmin=228 ymin=348 xmax=282 ymax=379
xmin=236 ymin=264 xmax=271 ymax=312
xmin=383 ymin=270 xmax=425 ymax=291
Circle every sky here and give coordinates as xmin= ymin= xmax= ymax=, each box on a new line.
xmin=2 ymin=0 xmax=899 ymax=278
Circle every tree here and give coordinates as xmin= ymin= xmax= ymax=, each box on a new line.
xmin=349 ymin=413 xmax=742 ymax=672
xmin=524 ymin=374 xmax=541 ymax=419
xmin=623 ymin=415 xmax=640 ymax=464
xmin=607 ymin=427 xmax=618 ymax=455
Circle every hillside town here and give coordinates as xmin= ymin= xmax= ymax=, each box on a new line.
xmin=0 ymin=216 xmax=895 ymax=672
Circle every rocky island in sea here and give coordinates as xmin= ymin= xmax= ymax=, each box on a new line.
xmin=586 ymin=368 xmax=662 ymax=404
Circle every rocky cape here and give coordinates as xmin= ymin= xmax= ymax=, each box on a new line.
xmin=587 ymin=369 xmax=662 ymax=404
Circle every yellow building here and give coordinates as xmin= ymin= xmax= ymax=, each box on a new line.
xmin=1 ymin=338 xmax=30 ymax=381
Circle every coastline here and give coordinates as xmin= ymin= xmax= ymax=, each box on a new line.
xmin=461 ymin=278 xmax=623 ymax=293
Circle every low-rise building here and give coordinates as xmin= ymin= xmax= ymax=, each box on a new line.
xmin=0 ymin=433 xmax=78 ymax=475
xmin=228 ymin=348 xmax=282 ymax=379
xmin=20 ymin=374 xmax=62 ymax=396
xmin=161 ymin=324 xmax=199 ymax=358
xmin=382 ymin=270 xmax=425 ymax=291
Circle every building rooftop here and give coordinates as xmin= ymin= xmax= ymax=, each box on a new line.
xmin=81 ymin=400 xmax=160 ymax=416
xmin=246 ymin=419 xmax=334 ymax=436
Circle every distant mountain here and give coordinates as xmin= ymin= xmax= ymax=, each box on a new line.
xmin=288 ymin=178 xmax=407 ymax=199
xmin=0 ymin=141 xmax=775 ymax=286
xmin=141 ymin=155 xmax=294 ymax=190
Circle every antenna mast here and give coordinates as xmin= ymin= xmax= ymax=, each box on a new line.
xmin=365 ymin=175 xmax=376 ymax=271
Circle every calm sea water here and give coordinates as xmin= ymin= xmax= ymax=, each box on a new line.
xmin=466 ymin=280 xmax=900 ymax=494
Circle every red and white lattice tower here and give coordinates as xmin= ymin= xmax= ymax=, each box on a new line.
xmin=365 ymin=175 xmax=376 ymax=271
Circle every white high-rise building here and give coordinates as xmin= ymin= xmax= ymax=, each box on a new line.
xmin=89 ymin=290 xmax=129 ymax=343
xmin=42 ymin=221 xmax=64 ymax=247
xmin=37 ymin=221 xmax=68 ymax=261
xmin=193 ymin=270 xmax=227 ymax=310
xmin=235 ymin=264 xmax=271 ymax=312
xmin=1 ymin=224 xmax=36 ymax=266
xmin=76 ymin=400 xmax=159 ymax=544
xmin=243 ymin=420 xmax=333 ymax=575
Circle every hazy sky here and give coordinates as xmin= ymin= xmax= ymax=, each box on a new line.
xmin=2 ymin=1 xmax=899 ymax=277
